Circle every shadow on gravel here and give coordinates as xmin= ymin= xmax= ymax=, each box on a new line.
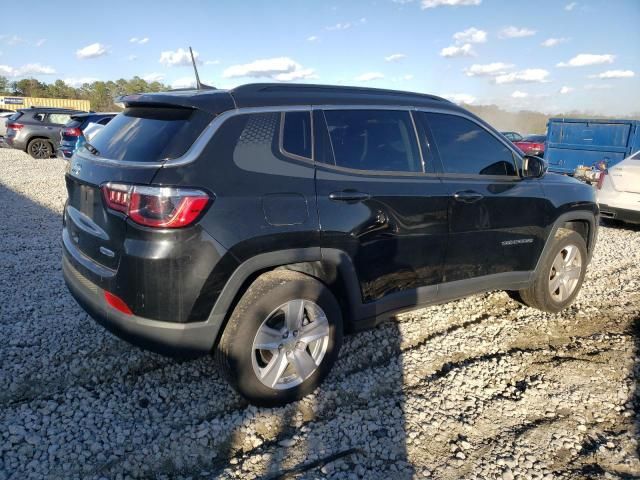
xmin=0 ymin=179 xmax=414 ymax=479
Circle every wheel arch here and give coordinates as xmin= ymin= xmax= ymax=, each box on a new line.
xmin=26 ymin=135 xmax=54 ymax=154
xmin=207 ymin=247 xmax=364 ymax=349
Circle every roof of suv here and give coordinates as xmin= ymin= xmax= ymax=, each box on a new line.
xmin=18 ymin=107 xmax=85 ymax=114
xmin=120 ymin=83 xmax=458 ymax=115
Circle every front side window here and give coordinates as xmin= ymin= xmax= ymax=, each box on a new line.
xmin=281 ymin=111 xmax=312 ymax=159
xmin=423 ymin=113 xmax=517 ymax=176
xmin=323 ymin=109 xmax=421 ymax=173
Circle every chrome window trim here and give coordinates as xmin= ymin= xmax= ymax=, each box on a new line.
xmin=409 ymin=111 xmax=426 ymax=173
xmin=278 ymin=111 xmax=314 ymax=163
xmin=73 ymin=105 xmax=313 ymax=169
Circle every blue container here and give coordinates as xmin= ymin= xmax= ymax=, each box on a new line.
xmin=545 ymin=118 xmax=640 ymax=174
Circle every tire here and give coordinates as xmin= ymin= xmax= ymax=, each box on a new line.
xmin=516 ymin=229 xmax=588 ymax=313
xmin=27 ymin=138 xmax=53 ymax=159
xmin=215 ymin=270 xmax=343 ymax=407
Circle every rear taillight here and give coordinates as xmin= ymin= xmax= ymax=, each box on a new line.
xmin=104 ymin=291 xmax=133 ymax=315
xmin=596 ymin=170 xmax=607 ymax=190
xmin=7 ymin=123 xmax=23 ymax=131
xmin=101 ymin=183 xmax=211 ymax=228
xmin=63 ymin=127 xmax=82 ymax=137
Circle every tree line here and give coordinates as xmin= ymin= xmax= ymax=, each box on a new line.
xmin=0 ymin=76 xmax=170 ymax=111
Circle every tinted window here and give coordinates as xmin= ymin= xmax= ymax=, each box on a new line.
xmin=87 ymin=107 xmax=212 ymax=162
xmin=98 ymin=117 xmax=112 ymax=125
xmin=424 ymin=113 xmax=517 ymax=176
xmin=66 ymin=119 xmax=83 ymax=128
xmin=323 ymin=110 xmax=421 ymax=173
xmin=281 ymin=111 xmax=312 ymax=159
xmin=631 ymin=151 xmax=640 ymax=161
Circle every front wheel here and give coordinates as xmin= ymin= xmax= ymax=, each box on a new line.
xmin=27 ymin=138 xmax=53 ymax=159
xmin=514 ymin=229 xmax=588 ymax=313
xmin=215 ymin=270 xmax=343 ymax=407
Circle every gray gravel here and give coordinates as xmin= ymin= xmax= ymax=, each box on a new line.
xmin=1 ymin=148 xmax=639 ymax=480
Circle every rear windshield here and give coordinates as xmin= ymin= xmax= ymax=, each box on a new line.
xmin=8 ymin=112 xmax=22 ymax=122
xmin=86 ymin=107 xmax=212 ymax=162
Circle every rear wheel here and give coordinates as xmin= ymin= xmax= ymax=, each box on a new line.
xmin=27 ymin=138 xmax=53 ymax=159
xmin=512 ymin=229 xmax=587 ymax=313
xmin=215 ymin=270 xmax=343 ymax=407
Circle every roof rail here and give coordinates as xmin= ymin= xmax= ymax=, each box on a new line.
xmin=230 ymin=83 xmax=450 ymax=103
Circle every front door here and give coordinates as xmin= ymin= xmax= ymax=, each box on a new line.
xmin=314 ymin=108 xmax=450 ymax=307
xmin=417 ymin=111 xmax=548 ymax=283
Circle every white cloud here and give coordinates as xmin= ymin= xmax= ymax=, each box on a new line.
xmin=307 ymin=36 xmax=319 ymax=42
xmin=464 ymin=62 xmax=513 ymax=77
xmin=129 ymin=37 xmax=149 ymax=44
xmin=76 ymin=43 xmax=109 ymax=59
xmin=565 ymin=2 xmax=578 ymax=11
xmin=385 ymin=53 xmax=407 ymax=62
xmin=442 ymin=93 xmax=476 ymax=104
xmin=403 ymin=74 xmax=414 ymax=81
xmin=440 ymin=43 xmax=475 ymax=57
xmin=499 ymin=26 xmax=536 ymax=39
xmin=63 ymin=77 xmax=99 ymax=87
xmin=559 ymin=86 xmax=574 ymax=94
xmin=142 ymin=73 xmax=165 ymax=82
xmin=541 ymin=37 xmax=567 ymax=47
xmin=127 ymin=55 xmax=137 ymax=61
xmin=557 ymin=53 xmax=615 ymax=67
xmin=171 ymin=77 xmax=197 ymax=89
xmin=222 ymin=57 xmax=316 ymax=81
xmin=159 ymin=48 xmax=200 ymax=67
xmin=494 ymin=68 xmax=550 ymax=84
xmin=511 ymin=90 xmax=528 ymax=98
xmin=326 ymin=22 xmax=351 ymax=31
xmin=35 ymin=39 xmax=46 ymax=47
xmin=453 ymin=27 xmax=487 ymax=44
xmin=0 ymin=35 xmax=25 ymax=46
xmin=0 ymin=63 xmax=56 ymax=77
xmin=421 ymin=0 xmax=481 ymax=8
xmin=589 ymin=70 xmax=635 ymax=79
xmin=204 ymin=59 xmax=220 ymax=65
xmin=355 ymin=72 xmax=384 ymax=82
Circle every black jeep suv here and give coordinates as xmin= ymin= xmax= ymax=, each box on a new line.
xmin=62 ymin=84 xmax=598 ymax=406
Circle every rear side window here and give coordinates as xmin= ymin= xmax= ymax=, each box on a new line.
xmin=281 ymin=111 xmax=312 ymax=159
xmin=423 ymin=113 xmax=517 ymax=176
xmin=87 ymin=107 xmax=212 ymax=162
xmin=323 ymin=109 xmax=421 ymax=173
xmin=48 ymin=113 xmax=72 ymax=125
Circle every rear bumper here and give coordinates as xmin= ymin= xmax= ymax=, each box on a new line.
xmin=62 ymin=255 xmax=220 ymax=358
xmin=600 ymin=204 xmax=640 ymax=224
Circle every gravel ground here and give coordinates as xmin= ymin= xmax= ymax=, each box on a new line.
xmin=0 ymin=148 xmax=639 ymax=480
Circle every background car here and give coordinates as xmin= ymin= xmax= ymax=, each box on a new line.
xmin=5 ymin=107 xmax=85 ymax=158
xmin=0 ymin=111 xmax=15 ymax=145
xmin=501 ymin=131 xmax=524 ymax=142
xmin=57 ymin=112 xmax=116 ymax=160
xmin=597 ymin=150 xmax=640 ymax=225
xmin=514 ymin=134 xmax=546 ymax=157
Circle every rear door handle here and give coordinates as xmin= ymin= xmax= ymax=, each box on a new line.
xmin=453 ymin=190 xmax=484 ymax=203
xmin=329 ymin=191 xmax=371 ymax=203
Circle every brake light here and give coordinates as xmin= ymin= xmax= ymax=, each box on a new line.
xmin=596 ymin=170 xmax=607 ymax=190
xmin=63 ymin=127 xmax=82 ymax=137
xmin=101 ymin=183 xmax=211 ymax=228
xmin=7 ymin=123 xmax=24 ymax=131
xmin=104 ymin=291 xmax=133 ymax=315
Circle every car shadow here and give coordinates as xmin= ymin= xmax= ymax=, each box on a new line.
xmin=0 ymin=179 xmax=416 ymax=479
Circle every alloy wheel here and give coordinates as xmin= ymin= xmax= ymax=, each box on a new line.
xmin=548 ymin=244 xmax=583 ymax=302
xmin=251 ymin=299 xmax=330 ymax=390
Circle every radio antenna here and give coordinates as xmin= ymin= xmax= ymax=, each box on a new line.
xmin=189 ymin=46 xmax=202 ymax=90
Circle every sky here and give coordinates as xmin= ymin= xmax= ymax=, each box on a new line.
xmin=1 ymin=0 xmax=639 ymax=116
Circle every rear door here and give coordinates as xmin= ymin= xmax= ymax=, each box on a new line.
xmin=419 ymin=111 xmax=548 ymax=282
xmin=315 ymin=108 xmax=449 ymax=305
xmin=64 ymin=106 xmax=213 ymax=272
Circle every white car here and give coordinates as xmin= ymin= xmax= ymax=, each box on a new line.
xmin=597 ymin=150 xmax=640 ymax=225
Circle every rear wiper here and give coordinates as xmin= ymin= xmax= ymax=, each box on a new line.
xmin=84 ymin=142 xmax=100 ymax=156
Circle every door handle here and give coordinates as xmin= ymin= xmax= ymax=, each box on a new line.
xmin=453 ymin=190 xmax=484 ymax=203
xmin=329 ymin=190 xmax=371 ymax=202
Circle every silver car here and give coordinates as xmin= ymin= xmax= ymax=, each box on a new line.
xmin=598 ymin=150 xmax=640 ymax=225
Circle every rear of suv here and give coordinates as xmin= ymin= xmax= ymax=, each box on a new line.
xmin=6 ymin=107 xmax=84 ymax=158
xmin=63 ymin=84 xmax=598 ymax=406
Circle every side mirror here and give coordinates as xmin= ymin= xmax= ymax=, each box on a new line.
xmin=522 ymin=155 xmax=547 ymax=178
